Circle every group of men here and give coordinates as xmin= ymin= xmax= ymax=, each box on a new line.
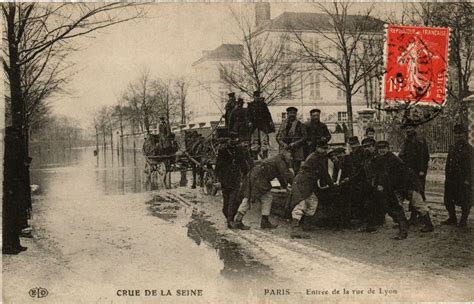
xmin=225 ymin=91 xmax=275 ymax=160
xmin=216 ymin=97 xmax=472 ymax=241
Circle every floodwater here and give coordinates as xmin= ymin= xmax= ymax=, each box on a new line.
xmin=23 ymin=145 xmax=273 ymax=302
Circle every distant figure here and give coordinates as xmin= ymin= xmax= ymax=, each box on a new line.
xmin=342 ymin=122 xmax=348 ymax=142
xmin=398 ymin=123 xmax=429 ymax=201
xmin=158 ymin=116 xmax=171 ymax=136
xmin=365 ymin=127 xmax=376 ymax=140
xmin=158 ymin=116 xmax=172 ymax=151
xmin=442 ymin=124 xmax=472 ymax=227
xmin=276 ymin=106 xmax=307 ymax=173
xmin=304 ymin=109 xmax=331 ymax=157
xmin=224 ymin=92 xmax=237 ymax=127
xmin=228 ymin=97 xmax=249 ymax=141
xmin=247 ymin=91 xmax=275 ymax=159
xmin=335 ymin=123 xmax=343 ymax=133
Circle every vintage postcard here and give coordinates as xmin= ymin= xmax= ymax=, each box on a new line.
xmin=2 ymin=2 xmax=473 ymax=303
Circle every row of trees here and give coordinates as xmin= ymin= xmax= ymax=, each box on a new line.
xmin=218 ymin=2 xmax=472 ymax=135
xmin=2 ymin=3 xmax=143 ymax=249
xmin=30 ymin=115 xmax=91 ymax=149
xmin=93 ymin=72 xmax=191 ymax=149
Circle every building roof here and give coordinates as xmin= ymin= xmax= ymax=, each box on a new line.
xmin=256 ymin=12 xmax=385 ymax=33
xmin=193 ymin=44 xmax=243 ymax=66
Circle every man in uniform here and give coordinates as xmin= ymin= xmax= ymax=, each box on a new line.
xmin=365 ymin=127 xmax=376 ymax=140
xmin=288 ymin=140 xmax=332 ymax=238
xmin=395 ymin=167 xmax=434 ymax=232
xmin=2 ymin=127 xmax=28 ymax=254
xmin=398 ymin=123 xmax=430 ymax=201
xmin=442 ymin=124 xmax=472 ymax=227
xmin=325 ymin=147 xmax=353 ymax=229
xmin=344 ymin=136 xmax=366 ymax=220
xmin=305 ymin=109 xmax=331 ymax=157
xmin=247 ymin=91 xmax=275 ymax=159
xmin=224 ymin=92 xmax=237 ymax=127
xmin=215 ymin=137 xmax=253 ymax=228
xmin=371 ymin=141 xmax=409 ymax=240
xmin=233 ymin=150 xmax=294 ymax=230
xmin=360 ymin=137 xmax=385 ymax=231
xmin=276 ymin=107 xmax=307 ymax=173
xmin=228 ymin=97 xmax=249 ymax=141
xmin=158 ymin=116 xmax=171 ymax=137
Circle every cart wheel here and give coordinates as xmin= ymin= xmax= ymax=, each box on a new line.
xmin=202 ymin=170 xmax=218 ymax=196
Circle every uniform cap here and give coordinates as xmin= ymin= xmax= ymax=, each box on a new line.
xmin=365 ymin=127 xmax=375 ymax=134
xmin=328 ymin=147 xmax=346 ymax=156
xmin=228 ymin=92 xmax=235 ymax=97
xmin=453 ymin=123 xmax=467 ymax=134
xmin=310 ymin=109 xmax=321 ymax=114
xmin=316 ymin=139 xmax=329 ymax=149
xmin=348 ymin=136 xmax=360 ymax=145
xmin=361 ymin=138 xmax=376 ymax=147
xmin=286 ymin=106 xmax=298 ymax=113
xmin=376 ymin=140 xmax=390 ymax=148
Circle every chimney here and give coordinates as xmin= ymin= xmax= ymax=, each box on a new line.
xmin=255 ymin=3 xmax=270 ymax=28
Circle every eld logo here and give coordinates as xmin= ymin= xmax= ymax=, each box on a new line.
xmin=29 ymin=287 xmax=49 ymax=298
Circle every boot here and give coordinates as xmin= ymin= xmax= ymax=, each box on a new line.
xmin=420 ymin=213 xmax=434 ymax=232
xmin=290 ymin=219 xmax=310 ymax=239
xmin=441 ymin=206 xmax=457 ymax=225
xmin=301 ymin=216 xmax=316 ymax=231
xmin=408 ymin=211 xmax=420 ymax=227
xmin=260 ymin=215 xmax=278 ymax=229
xmin=394 ymin=218 xmax=408 ymax=240
xmin=458 ymin=207 xmax=470 ymax=228
xmin=231 ymin=212 xmax=250 ymax=230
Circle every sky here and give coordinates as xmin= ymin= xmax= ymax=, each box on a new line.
xmin=49 ymin=2 xmax=403 ymax=128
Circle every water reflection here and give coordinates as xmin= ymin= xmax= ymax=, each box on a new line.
xmin=186 ymin=212 xmax=273 ymax=281
xmin=29 ymin=146 xmax=155 ymax=196
xmin=146 ymin=194 xmax=273 ymax=282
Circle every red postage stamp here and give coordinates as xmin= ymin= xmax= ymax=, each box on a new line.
xmin=383 ymin=25 xmax=450 ymax=106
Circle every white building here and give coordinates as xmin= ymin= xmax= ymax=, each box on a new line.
xmin=189 ymin=4 xmax=383 ymax=132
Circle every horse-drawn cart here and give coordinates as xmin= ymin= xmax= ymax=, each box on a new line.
xmin=142 ymin=124 xmax=230 ymax=194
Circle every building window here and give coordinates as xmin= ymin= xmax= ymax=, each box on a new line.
xmin=308 ymin=73 xmax=320 ymax=99
xmin=337 ymin=89 xmax=346 ymax=100
xmin=280 ymin=36 xmax=291 ymax=58
xmin=337 ymin=111 xmax=347 ymax=122
xmin=280 ymin=75 xmax=292 ymax=98
xmin=219 ymin=90 xmax=227 ymax=104
xmin=309 ymin=36 xmax=319 ymax=53
xmin=281 ymin=112 xmax=287 ymax=120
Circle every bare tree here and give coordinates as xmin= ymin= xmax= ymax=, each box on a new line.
xmin=174 ymin=78 xmax=191 ymax=125
xmin=291 ymin=2 xmax=384 ymax=135
xmin=122 ymin=71 xmax=160 ymax=134
xmin=2 ymin=3 xmax=143 ymax=247
xmin=413 ymin=2 xmax=472 ymax=122
xmin=156 ymin=80 xmax=180 ymax=125
xmin=218 ymin=9 xmax=301 ymax=105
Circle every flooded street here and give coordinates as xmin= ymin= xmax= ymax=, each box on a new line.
xmin=3 ymin=146 xmax=474 ymax=303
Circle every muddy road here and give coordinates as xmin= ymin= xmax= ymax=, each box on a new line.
xmin=3 ymin=147 xmax=473 ymax=303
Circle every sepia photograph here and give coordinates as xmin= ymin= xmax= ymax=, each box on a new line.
xmin=1 ymin=1 xmax=473 ymax=303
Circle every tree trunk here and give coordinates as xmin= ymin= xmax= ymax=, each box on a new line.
xmin=95 ymin=127 xmax=99 ymax=152
xmin=110 ymin=129 xmax=114 ymax=152
xmin=345 ymin=92 xmax=354 ymax=136
xmin=181 ymin=97 xmax=186 ymax=125
xmin=3 ymin=4 xmax=28 ymax=247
